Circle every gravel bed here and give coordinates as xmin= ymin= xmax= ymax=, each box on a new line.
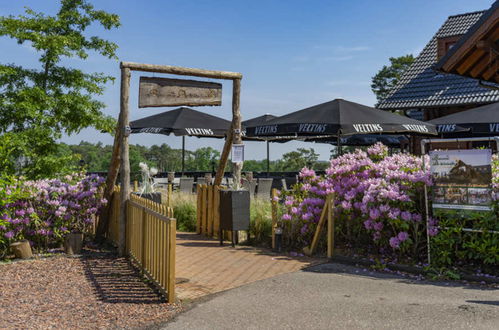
xmin=0 ymin=248 xmax=181 ymax=329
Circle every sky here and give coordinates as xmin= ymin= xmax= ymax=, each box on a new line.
xmin=0 ymin=0 xmax=494 ymax=162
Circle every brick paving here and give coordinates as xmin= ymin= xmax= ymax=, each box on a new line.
xmin=175 ymin=232 xmax=324 ymax=301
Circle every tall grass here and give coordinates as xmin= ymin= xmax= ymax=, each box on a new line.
xmin=168 ymin=192 xmax=197 ymax=232
xmin=249 ymin=198 xmax=273 ymax=246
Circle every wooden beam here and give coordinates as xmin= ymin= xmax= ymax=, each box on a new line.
xmin=214 ymin=126 xmax=233 ymax=186
xmin=482 ymin=61 xmax=498 ymax=81
xmin=456 ymin=48 xmax=485 ymax=75
xmin=231 ymin=78 xmax=243 ymax=190
xmin=469 ymin=54 xmax=490 ymax=78
xmin=121 ymin=61 xmax=242 ymax=80
xmin=118 ymin=67 xmax=131 ymax=256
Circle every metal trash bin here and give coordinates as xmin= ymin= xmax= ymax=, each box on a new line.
xmin=219 ymin=189 xmax=250 ymax=246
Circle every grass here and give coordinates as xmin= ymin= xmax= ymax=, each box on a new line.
xmin=249 ymin=198 xmax=273 ymax=246
xmin=167 ymin=192 xmax=197 ymax=232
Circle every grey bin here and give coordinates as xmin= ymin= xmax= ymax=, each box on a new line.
xmin=219 ymin=189 xmax=250 ymax=246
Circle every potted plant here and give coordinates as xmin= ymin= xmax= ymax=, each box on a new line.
xmin=136 ymin=162 xmax=162 ymax=203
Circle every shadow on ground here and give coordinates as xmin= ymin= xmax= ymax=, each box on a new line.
xmin=304 ymin=262 xmax=499 ymax=291
xmin=82 ymin=249 xmax=165 ymax=304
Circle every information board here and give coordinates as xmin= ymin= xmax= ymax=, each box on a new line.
xmin=429 ymin=149 xmax=492 ymax=211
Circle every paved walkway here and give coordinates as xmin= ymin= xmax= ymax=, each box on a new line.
xmin=165 ymin=263 xmax=499 ymax=330
xmin=175 ymin=232 xmax=323 ymax=301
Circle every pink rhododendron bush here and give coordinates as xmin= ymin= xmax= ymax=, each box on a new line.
xmin=278 ymin=143 xmax=435 ymax=260
xmin=0 ymin=173 xmax=106 ymax=258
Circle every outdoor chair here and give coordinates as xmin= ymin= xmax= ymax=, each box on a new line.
xmin=256 ymin=178 xmax=273 ymax=199
xmin=179 ymin=177 xmax=194 ymax=194
xmin=153 ymin=177 xmax=168 ymax=189
xmin=242 ymin=178 xmax=257 ymax=197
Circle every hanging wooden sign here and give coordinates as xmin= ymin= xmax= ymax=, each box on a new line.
xmin=139 ymin=77 xmax=222 ymax=108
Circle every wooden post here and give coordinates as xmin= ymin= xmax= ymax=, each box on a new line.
xmin=207 ymin=185 xmax=214 ymax=237
xmin=232 ymin=78 xmax=242 ymax=190
xmin=134 ymin=180 xmax=138 ymax=192
xmin=303 ymin=195 xmax=331 ymax=256
xmin=327 ymin=194 xmax=335 ymax=258
xmin=167 ymin=183 xmax=173 ymax=208
xmin=196 ymin=187 xmax=202 ymax=234
xmin=271 ymin=188 xmax=278 ymax=250
xmin=202 ymin=185 xmax=208 ymax=235
xmin=167 ymin=218 xmax=176 ymax=303
xmin=141 ymin=205 xmax=147 ymax=267
xmin=118 ymin=65 xmax=131 ymax=256
xmin=96 ymin=109 xmax=123 ymax=239
xmin=214 ymin=126 xmax=234 ymax=186
xmin=213 ymin=185 xmax=220 ymax=238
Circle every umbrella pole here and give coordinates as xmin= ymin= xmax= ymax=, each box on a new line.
xmin=266 ymin=140 xmax=270 ymax=177
xmin=182 ymin=135 xmax=185 ymax=176
xmin=337 ymin=133 xmax=342 ymax=157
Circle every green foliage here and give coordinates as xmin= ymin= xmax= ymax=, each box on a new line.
xmin=0 ymin=0 xmax=120 ymax=178
xmin=249 ymin=199 xmax=273 ymax=245
xmin=170 ymin=193 xmax=197 ymax=232
xmin=371 ymin=54 xmax=414 ymax=103
xmin=0 ymin=176 xmax=31 ymax=258
xmin=431 ymin=209 xmax=499 ymax=268
xmin=275 ymin=148 xmax=320 ymax=171
xmin=185 ymin=147 xmax=220 ymax=172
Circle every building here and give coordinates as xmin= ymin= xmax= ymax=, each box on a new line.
xmin=435 ymin=1 xmax=499 ymax=84
xmin=378 ymin=8 xmax=499 ymax=121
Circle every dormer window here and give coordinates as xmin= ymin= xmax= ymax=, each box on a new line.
xmin=437 ymin=35 xmax=462 ymax=60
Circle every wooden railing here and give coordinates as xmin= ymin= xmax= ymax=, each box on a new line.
xmin=196 ymin=184 xmax=222 ymax=237
xmin=107 ymin=187 xmax=176 ymax=302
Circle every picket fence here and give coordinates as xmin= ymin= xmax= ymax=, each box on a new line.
xmin=108 ymin=187 xmax=176 ymax=302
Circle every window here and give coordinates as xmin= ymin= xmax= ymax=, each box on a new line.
xmin=437 ymin=35 xmax=462 ymax=60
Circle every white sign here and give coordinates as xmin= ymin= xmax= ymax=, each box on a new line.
xmin=231 ymin=144 xmax=244 ymax=163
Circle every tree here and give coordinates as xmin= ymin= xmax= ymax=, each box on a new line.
xmin=0 ymin=0 xmax=120 ymax=178
xmin=277 ymin=148 xmax=319 ymax=171
xmin=186 ymin=147 xmax=220 ymax=172
xmin=371 ymin=54 xmax=414 ymax=103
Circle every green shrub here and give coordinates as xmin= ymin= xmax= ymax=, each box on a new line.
xmin=431 ymin=209 xmax=499 ymax=270
xmin=170 ymin=193 xmax=197 ymax=232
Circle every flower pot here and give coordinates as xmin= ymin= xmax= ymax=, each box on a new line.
xmin=10 ymin=240 xmax=33 ymax=259
xmin=64 ymin=232 xmax=84 ymax=255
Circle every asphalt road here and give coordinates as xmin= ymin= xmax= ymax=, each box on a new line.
xmin=161 ymin=263 xmax=499 ymax=330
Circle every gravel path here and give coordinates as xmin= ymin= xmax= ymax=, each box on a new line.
xmin=0 ymin=248 xmax=181 ymax=329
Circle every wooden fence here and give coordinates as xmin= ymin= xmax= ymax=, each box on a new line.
xmin=196 ymin=184 xmax=222 ymax=237
xmin=107 ymin=187 xmax=176 ymax=302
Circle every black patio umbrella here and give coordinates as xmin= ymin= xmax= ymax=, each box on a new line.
xmin=130 ymin=107 xmax=231 ymax=175
xmin=428 ymin=102 xmax=499 ymax=136
xmin=308 ymin=134 xmax=409 ymax=148
xmin=245 ymin=99 xmax=437 ymax=138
